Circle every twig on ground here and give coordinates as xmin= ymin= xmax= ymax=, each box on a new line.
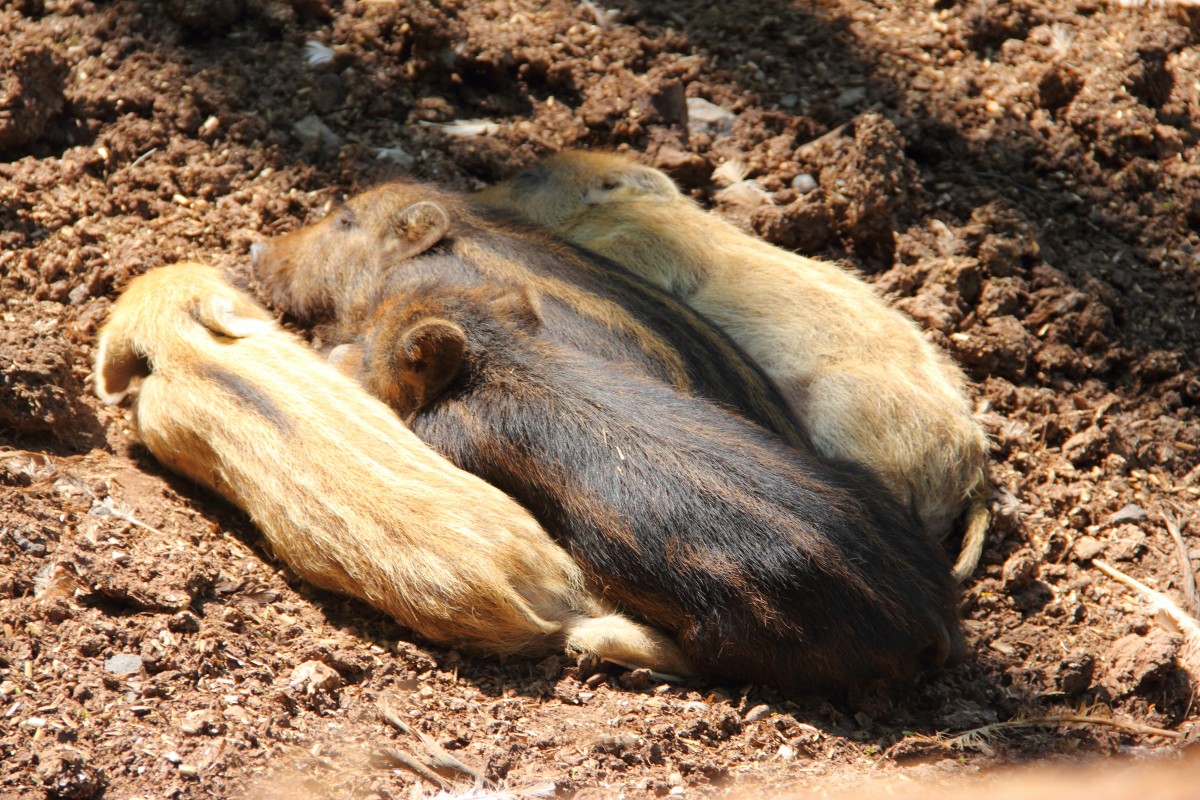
xmin=379 ymin=697 xmax=485 ymax=786
xmin=373 ymin=748 xmax=450 ymax=790
xmin=88 ymin=495 xmax=166 ymax=537
xmin=887 ymin=709 xmax=1182 ymax=759
xmin=1094 ymin=559 xmax=1200 ymax=645
xmin=1159 ymin=505 xmax=1197 ymax=617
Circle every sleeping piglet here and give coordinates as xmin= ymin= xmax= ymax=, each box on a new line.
xmin=93 ymin=262 xmax=692 ymax=675
xmin=334 ymin=278 xmax=965 ymax=693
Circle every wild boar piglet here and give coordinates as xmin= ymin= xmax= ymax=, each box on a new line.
xmin=93 ymin=262 xmax=692 ymax=676
xmin=479 ymin=151 xmax=992 ymax=581
xmin=335 ymin=278 xmax=964 ymax=693
xmin=251 ymin=179 xmax=807 ymax=448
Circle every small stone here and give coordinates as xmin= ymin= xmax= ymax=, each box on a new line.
xmin=1001 ymin=549 xmax=1038 ymax=590
xmin=791 ymin=173 xmax=818 ymax=194
xmin=780 ymin=93 xmax=798 ymax=109
xmin=554 ymin=679 xmax=582 ymax=705
xmin=669 ymin=788 xmax=685 ymax=796
xmin=686 ymin=97 xmax=735 ymax=137
xmin=376 ymin=146 xmax=414 ymax=169
xmin=168 ymin=610 xmax=201 ymax=633
xmin=292 ymin=114 xmax=341 ymax=157
xmin=103 ymin=653 xmax=143 ymax=675
xmin=834 ymin=87 xmax=867 ymax=108
xmin=618 ymin=667 xmax=654 ymax=691
xmin=1106 ymin=504 xmax=1147 ymax=525
xmin=1072 ymin=536 xmax=1105 ymax=562
xmin=667 ymin=772 xmax=684 ymax=787
xmin=743 ymin=704 xmax=772 ymax=723
xmin=178 ymin=764 xmax=199 ymax=778
xmin=777 ymin=744 xmax=796 ymax=761
xmin=181 ymin=710 xmax=223 ymax=736
xmin=288 ymin=660 xmax=342 ymax=695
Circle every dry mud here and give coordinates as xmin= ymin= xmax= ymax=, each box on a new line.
xmin=1 ymin=1 xmax=1199 ymax=798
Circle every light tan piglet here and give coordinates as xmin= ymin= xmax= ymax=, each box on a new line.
xmin=93 ymin=262 xmax=691 ymax=674
xmin=480 ymin=152 xmax=992 ymax=581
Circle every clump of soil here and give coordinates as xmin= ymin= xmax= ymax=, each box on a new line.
xmin=1 ymin=1 xmax=1198 ymax=798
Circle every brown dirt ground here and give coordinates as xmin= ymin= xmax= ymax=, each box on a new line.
xmin=2 ymin=0 xmax=1200 ymax=798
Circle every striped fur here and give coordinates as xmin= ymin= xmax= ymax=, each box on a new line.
xmin=479 ymin=152 xmax=992 ymax=581
xmin=338 ymin=279 xmax=964 ymax=692
xmin=93 ymin=262 xmax=692 ymax=674
xmin=251 ymin=180 xmax=807 ymax=448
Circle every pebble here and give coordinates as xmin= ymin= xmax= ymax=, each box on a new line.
xmin=743 ymin=704 xmax=772 ymax=723
xmin=780 ymin=93 xmax=798 ymax=109
xmin=292 ymin=114 xmax=341 ymax=156
xmin=288 ymin=660 xmax=342 ymax=695
xmin=1001 ymin=549 xmax=1038 ymax=590
xmin=103 ymin=653 xmax=143 ymax=675
xmin=376 ymin=146 xmax=415 ymax=169
xmin=835 ymin=87 xmax=867 ymax=108
xmin=791 ymin=173 xmax=818 ymax=194
xmin=686 ymin=97 xmax=735 ymax=137
xmin=1073 ymin=536 xmax=1105 ymax=562
xmin=1106 ymin=503 xmax=1146 ymax=525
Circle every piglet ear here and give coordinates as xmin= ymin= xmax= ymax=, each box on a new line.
xmin=94 ymin=325 xmax=149 ymax=405
xmin=390 ymin=201 xmax=451 ymax=259
xmin=490 ymin=286 xmax=543 ymax=333
xmin=195 ymin=294 xmax=276 ymax=339
xmin=398 ymin=319 xmax=467 ymax=408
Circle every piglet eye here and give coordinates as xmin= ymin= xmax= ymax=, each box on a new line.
xmin=600 ymin=179 xmax=620 ymax=191
xmin=335 ymin=208 xmax=356 ymax=229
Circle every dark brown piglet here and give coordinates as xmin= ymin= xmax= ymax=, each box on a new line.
xmin=338 ymin=279 xmax=964 ymax=694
